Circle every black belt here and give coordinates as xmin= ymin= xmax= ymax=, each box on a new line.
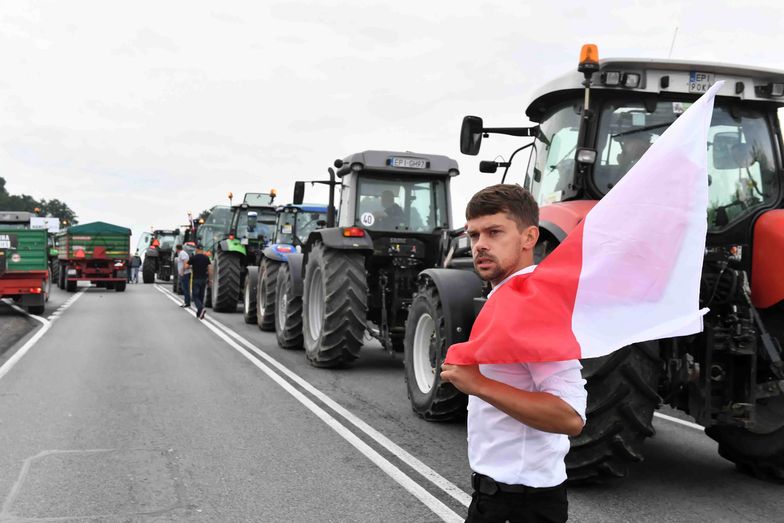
xmin=471 ymin=472 xmax=564 ymax=496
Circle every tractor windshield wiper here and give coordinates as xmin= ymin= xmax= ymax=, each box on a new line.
xmin=611 ymin=121 xmax=675 ymax=139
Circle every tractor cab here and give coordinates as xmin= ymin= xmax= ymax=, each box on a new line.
xmin=272 ymin=204 xmax=328 ymax=250
xmin=459 ymin=44 xmax=784 ymax=481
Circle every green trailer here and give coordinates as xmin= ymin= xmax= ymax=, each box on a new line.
xmin=0 ymin=211 xmax=50 ymax=314
xmin=56 ymin=221 xmax=131 ymax=292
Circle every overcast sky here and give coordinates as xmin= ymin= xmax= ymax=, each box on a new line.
xmin=2 ymin=0 xmax=783 ymax=248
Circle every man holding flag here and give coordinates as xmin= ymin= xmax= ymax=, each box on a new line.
xmin=443 ymin=81 xmax=723 ymax=521
xmin=442 ymin=184 xmax=587 ymax=523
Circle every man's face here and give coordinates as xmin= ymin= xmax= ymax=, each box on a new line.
xmin=466 ymin=212 xmax=539 ymax=286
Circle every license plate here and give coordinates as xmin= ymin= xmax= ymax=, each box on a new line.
xmin=689 ymin=71 xmax=714 ymax=93
xmin=390 ymin=157 xmax=428 ymax=169
xmin=0 ymin=240 xmax=10 ymax=249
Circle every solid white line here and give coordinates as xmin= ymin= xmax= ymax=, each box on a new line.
xmin=654 ymin=412 xmax=704 ymax=431
xmin=155 ymin=284 xmax=472 ymax=507
xmin=0 ymin=291 xmax=85 ymax=381
xmin=153 ymin=286 xmax=462 ymax=522
xmin=3 ymin=300 xmax=49 ymax=327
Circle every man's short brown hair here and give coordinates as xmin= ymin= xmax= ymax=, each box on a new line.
xmin=466 ymin=184 xmax=539 ymax=229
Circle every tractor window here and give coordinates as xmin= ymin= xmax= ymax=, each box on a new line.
xmin=236 ymin=209 xmax=276 ymax=241
xmin=157 ymin=234 xmax=178 ymax=250
xmin=296 ymin=211 xmax=327 ymax=243
xmin=528 ymin=103 xmax=581 ymax=206
xmin=276 ymin=210 xmax=297 ymax=244
xmin=356 ymin=176 xmax=449 ymax=232
xmin=594 ymin=101 xmax=779 ymax=231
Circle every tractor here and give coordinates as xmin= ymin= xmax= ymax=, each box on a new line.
xmin=278 ymin=150 xmax=458 ymax=367
xmin=141 ymin=229 xmax=178 ymax=283
xmin=248 ymin=203 xmax=328 ymax=348
xmin=207 ymin=193 xmax=277 ymax=313
xmin=405 ymin=44 xmax=784 ymax=482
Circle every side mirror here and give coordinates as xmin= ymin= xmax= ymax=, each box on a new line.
xmin=479 ymin=161 xmax=499 ymax=173
xmin=460 ymin=116 xmax=484 ymax=155
xmin=293 ymin=181 xmax=305 ymax=205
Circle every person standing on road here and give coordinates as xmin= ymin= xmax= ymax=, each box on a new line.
xmin=184 ymin=247 xmax=212 ymax=319
xmin=175 ymin=244 xmax=192 ymax=308
xmin=440 ymin=184 xmax=587 ymax=523
xmin=130 ymin=251 xmax=142 ymax=284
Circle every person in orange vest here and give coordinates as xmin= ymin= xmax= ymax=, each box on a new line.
xmin=151 ymin=237 xmax=160 ymax=248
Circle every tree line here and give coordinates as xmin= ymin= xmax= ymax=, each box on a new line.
xmin=0 ymin=176 xmax=78 ymax=225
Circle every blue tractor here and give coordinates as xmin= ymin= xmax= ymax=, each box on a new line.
xmin=243 ymin=204 xmax=328 ymax=348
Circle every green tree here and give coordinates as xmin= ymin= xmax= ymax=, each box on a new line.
xmin=0 ymin=177 xmax=78 ymax=224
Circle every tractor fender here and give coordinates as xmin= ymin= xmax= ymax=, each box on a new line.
xmin=752 ymin=209 xmax=784 ymax=309
xmin=286 ymin=253 xmax=305 ymax=297
xmin=419 ymin=268 xmax=484 ymax=348
xmin=307 ymin=228 xmax=374 ymax=252
xmin=219 ymin=239 xmax=247 ymax=255
xmin=539 ymin=200 xmax=598 ymax=239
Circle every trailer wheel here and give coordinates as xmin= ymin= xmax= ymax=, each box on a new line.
xmin=243 ymin=266 xmax=259 ymax=324
xmin=58 ymin=263 xmax=66 ymax=289
xmin=50 ymin=261 xmax=60 ymax=290
xmin=275 ymin=262 xmax=303 ymax=349
xmin=27 ymin=304 xmax=45 ymax=315
xmin=706 ymin=396 xmax=784 ymax=481
xmin=566 ymin=342 xmax=661 ymax=482
xmin=212 ymin=251 xmax=241 ymax=312
xmin=256 ymin=260 xmax=280 ymax=331
xmin=115 ymin=281 xmax=126 ymax=292
xmin=404 ymin=280 xmax=467 ymax=421
xmin=303 ymin=242 xmax=367 ymax=367
xmin=44 ymin=268 xmax=51 ymax=302
xmin=142 ymin=258 xmax=155 ymax=284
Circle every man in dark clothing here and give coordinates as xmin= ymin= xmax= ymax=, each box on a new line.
xmin=129 ymin=251 xmax=142 ymax=283
xmin=184 ymin=247 xmax=212 ymax=319
xmin=374 ymin=189 xmax=405 ymax=229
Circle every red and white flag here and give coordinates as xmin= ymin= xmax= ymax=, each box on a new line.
xmin=445 ymin=82 xmax=723 ymax=365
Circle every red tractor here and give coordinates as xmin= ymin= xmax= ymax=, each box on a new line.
xmin=405 ymin=45 xmax=784 ymax=482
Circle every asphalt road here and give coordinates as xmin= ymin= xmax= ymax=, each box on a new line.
xmin=0 ymin=282 xmax=782 ymax=522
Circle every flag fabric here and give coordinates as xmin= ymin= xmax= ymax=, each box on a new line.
xmin=445 ymin=81 xmax=723 ymax=365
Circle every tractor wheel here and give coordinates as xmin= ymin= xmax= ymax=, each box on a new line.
xmin=66 ymin=279 xmax=77 ymax=293
xmin=242 ymin=266 xmax=259 ymax=324
xmin=302 ymin=242 xmax=367 ymax=368
xmin=706 ymin=396 xmax=784 ymax=481
xmin=58 ymin=263 xmax=66 ymax=289
xmin=27 ymin=303 xmax=45 ymax=315
xmin=205 ymin=283 xmax=213 ymax=309
xmin=566 ymin=342 xmax=661 ymax=482
xmin=50 ymin=261 xmax=60 ymax=290
xmin=275 ymin=262 xmax=303 ymax=349
xmin=115 ymin=281 xmax=126 ymax=292
xmin=142 ymin=258 xmax=155 ymax=284
xmin=212 ymin=251 xmax=241 ymax=312
xmin=172 ymin=272 xmax=181 ymax=294
xmin=256 ymin=260 xmax=280 ymax=331
xmin=404 ymin=280 xmax=467 ymax=421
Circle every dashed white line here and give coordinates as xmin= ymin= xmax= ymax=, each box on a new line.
xmin=154 ymin=285 xmax=464 ymax=522
xmin=0 ymin=291 xmax=85 ymax=381
xmin=654 ymin=412 xmax=704 ymax=431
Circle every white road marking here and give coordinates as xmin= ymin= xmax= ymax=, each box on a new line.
xmin=156 ymin=284 xmax=472 ymax=507
xmin=0 ymin=291 xmax=85 ymax=381
xmin=654 ymin=412 xmax=704 ymax=431
xmin=154 ymin=285 xmax=462 ymax=522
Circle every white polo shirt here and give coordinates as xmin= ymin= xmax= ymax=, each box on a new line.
xmin=467 ymin=265 xmax=588 ymax=488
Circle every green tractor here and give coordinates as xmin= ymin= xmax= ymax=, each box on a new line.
xmin=278 ymin=151 xmax=458 ymax=367
xmin=207 ymin=193 xmax=277 ymax=313
xmin=409 ymin=45 xmax=784 ymax=482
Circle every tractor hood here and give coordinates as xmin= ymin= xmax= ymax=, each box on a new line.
xmin=539 ymin=200 xmax=598 ymax=241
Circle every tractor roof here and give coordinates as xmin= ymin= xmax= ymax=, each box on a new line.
xmin=154 ymin=229 xmax=179 ymax=235
xmin=278 ymin=203 xmax=328 ymax=213
xmin=336 ymin=150 xmax=459 ymax=178
xmin=0 ymin=210 xmax=34 ymax=224
xmin=526 ymin=58 xmax=784 ymax=121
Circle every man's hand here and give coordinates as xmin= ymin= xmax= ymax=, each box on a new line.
xmin=440 ymin=364 xmax=488 ymax=396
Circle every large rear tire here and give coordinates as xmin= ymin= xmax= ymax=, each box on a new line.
xmin=142 ymin=258 xmax=155 ymax=284
xmin=256 ymin=260 xmax=280 ymax=331
xmin=566 ymin=342 xmax=661 ymax=482
xmin=404 ymin=279 xmax=467 ymax=421
xmin=50 ymin=261 xmax=60 ymax=290
xmin=275 ymin=262 xmax=303 ymax=349
xmin=66 ymin=279 xmax=77 ymax=293
xmin=212 ymin=251 xmax=241 ymax=312
xmin=302 ymin=242 xmax=367 ymax=368
xmin=243 ymin=266 xmax=259 ymax=324
xmin=706 ymin=396 xmax=784 ymax=481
